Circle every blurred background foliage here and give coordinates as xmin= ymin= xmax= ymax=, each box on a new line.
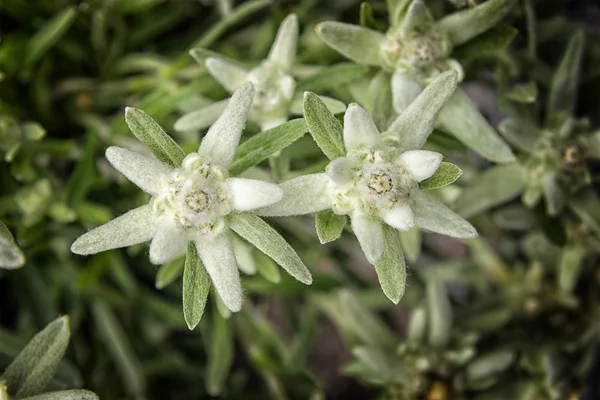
xmin=1 ymin=0 xmax=600 ymax=399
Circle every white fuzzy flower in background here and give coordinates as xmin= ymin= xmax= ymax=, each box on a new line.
xmin=175 ymin=14 xmax=346 ymax=133
xmin=71 ymin=83 xmax=291 ymax=313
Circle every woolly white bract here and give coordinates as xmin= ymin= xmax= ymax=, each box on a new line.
xmin=175 ymin=14 xmax=346 ymax=133
xmin=71 ymin=83 xmax=296 ymax=313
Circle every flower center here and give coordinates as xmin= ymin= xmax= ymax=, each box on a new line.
xmin=152 ymin=153 xmax=232 ymax=235
xmin=381 ymin=27 xmax=452 ymax=73
xmin=247 ymin=61 xmax=295 ymax=120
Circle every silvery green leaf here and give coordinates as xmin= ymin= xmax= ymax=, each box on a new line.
xmin=229 ymin=118 xmax=307 ymax=175
xmin=407 ymin=306 xmax=427 ymax=342
xmin=71 ymin=205 xmax=157 ymax=255
xmin=25 ymin=7 xmax=77 ymax=66
xmin=466 ymin=350 xmax=516 ymax=383
xmin=506 ymin=81 xmax=538 ymax=103
xmin=426 ymin=277 xmax=452 ymax=347
xmin=173 ymin=100 xmax=228 ymax=132
xmin=230 ymin=233 xmax=256 ymax=275
xmin=453 ymin=164 xmax=526 ymax=218
xmin=267 ymin=14 xmax=298 ymax=72
xmin=91 ymin=301 xmax=146 ymax=397
xmin=452 ymin=25 xmax=517 ymax=63
xmin=228 ymin=213 xmax=312 ymax=284
xmin=255 ymin=251 xmax=281 ymax=283
xmin=360 ymin=2 xmax=385 ymax=31
xmin=315 ymin=22 xmax=386 ymax=67
xmin=390 ymin=70 xmax=423 ymax=115
xmin=205 ymin=57 xmax=250 ymax=92
xmin=569 ymin=189 xmax=600 ymax=237
xmin=436 ymin=0 xmax=516 ymax=46
xmin=155 ymin=256 xmax=184 ymax=289
xmin=315 ymin=210 xmax=346 ymax=244
xmin=183 ymin=243 xmax=211 ymax=330
xmin=436 ymin=87 xmax=515 ymax=163
xmin=291 ymin=94 xmax=346 ymax=116
xmin=367 ymin=71 xmax=395 ymax=131
xmin=399 ymin=227 xmax=421 ymax=263
xmin=559 ymin=244 xmax=585 ymax=293
xmin=205 ymin=309 xmax=233 ymax=396
xmin=420 ymin=162 xmax=463 ymax=190
xmin=386 ymin=71 xmax=457 ymax=151
xmin=497 ymin=117 xmax=539 ymax=153
xmin=199 ymin=82 xmax=254 ymax=168
xmin=125 ymin=107 xmax=185 ymax=167
xmin=0 ymin=221 xmax=25 ymax=269
xmin=297 ymin=63 xmax=369 ymax=93
xmin=412 ymin=190 xmax=478 ymax=238
xmin=20 ymin=390 xmax=99 ymax=400
xmin=303 ymin=92 xmax=345 ymax=160
xmin=255 ymin=173 xmax=332 ymax=217
xmin=399 ymin=0 xmax=434 ymax=34
xmin=1 ymin=316 xmax=70 ymax=398
xmin=375 ymin=225 xmax=407 ymax=304
xmin=547 ymin=30 xmax=584 ymax=125
xmin=542 ymin=173 xmax=565 ymax=216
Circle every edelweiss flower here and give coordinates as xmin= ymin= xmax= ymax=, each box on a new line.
xmin=258 ymin=71 xmax=477 ymax=267
xmin=315 ymin=0 xmax=515 ymax=163
xmin=175 ymin=14 xmax=345 ymax=133
xmin=71 ymin=83 xmax=311 ymax=313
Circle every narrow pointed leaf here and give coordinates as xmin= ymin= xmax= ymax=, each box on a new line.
xmin=420 ymin=162 xmax=463 ymax=190
xmin=315 ymin=22 xmax=386 ymax=66
xmin=20 ymin=390 xmax=99 ymax=400
xmin=0 ymin=221 xmax=25 ymax=269
xmin=435 ymin=87 xmax=515 ymax=163
xmin=26 ymin=7 xmax=77 ymax=66
xmin=436 ymin=0 xmax=515 ymax=46
xmin=155 ymin=256 xmax=184 ymax=290
xmin=303 ymin=92 xmax=345 ymax=160
xmin=125 ymin=107 xmax=185 ymax=167
xmin=205 ymin=309 xmax=234 ymax=396
xmin=2 ymin=316 xmax=70 ymax=398
xmin=375 ymin=225 xmax=407 ymax=304
xmin=174 ymin=100 xmax=228 ymax=132
xmin=413 ymin=190 xmax=478 ymax=238
xmin=452 ymin=25 xmax=518 ymax=62
xmin=228 ymin=213 xmax=312 ymax=284
xmin=399 ymin=228 xmax=422 ymax=263
xmin=205 ymin=57 xmax=249 ymax=92
xmin=229 ymin=118 xmax=307 ymax=175
xmin=183 ymin=243 xmax=211 ymax=330
xmin=453 ymin=164 xmax=526 ymax=218
xmin=297 ymin=63 xmax=369 ymax=93
xmin=315 ymin=210 xmax=346 ymax=244
xmin=426 ymin=278 xmax=452 ymax=347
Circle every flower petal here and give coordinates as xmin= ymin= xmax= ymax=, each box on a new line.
xmin=351 ymin=213 xmax=384 ymax=264
xmin=391 ymin=70 xmax=423 ymax=114
xmin=343 ymin=103 xmax=381 ymax=151
xmin=267 ymin=14 xmax=298 ymax=72
xmin=315 ymin=21 xmax=386 ymax=67
xmin=255 ymin=173 xmax=332 ymax=217
xmin=71 ymin=205 xmax=157 ymax=255
xmin=325 ymin=157 xmax=353 ymax=185
xmin=174 ymin=100 xmax=228 ymax=132
xmin=412 ymin=190 xmax=477 ymax=238
xmin=382 ymin=204 xmax=415 ymax=231
xmin=198 ymin=82 xmax=255 ymax=168
xmin=105 ymin=146 xmax=172 ymax=195
xmin=149 ymin=222 xmax=187 ymax=264
xmin=397 ymin=150 xmax=443 ymax=182
xmin=195 ymin=234 xmax=243 ymax=312
xmin=205 ymin=57 xmax=249 ymax=92
xmin=399 ymin=0 xmax=435 ymax=35
xmin=228 ymin=178 xmax=283 ymax=211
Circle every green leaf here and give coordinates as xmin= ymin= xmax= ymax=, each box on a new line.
xmin=228 ymin=213 xmax=312 ymax=284
xmin=255 ymin=251 xmax=281 ymax=283
xmin=547 ymin=30 xmax=584 ymax=125
xmin=182 ymin=244 xmax=211 ymax=330
xmin=25 ymin=7 xmax=77 ymax=66
xmin=124 ymin=107 xmax=185 ymax=168
xmin=66 ymin=131 xmax=98 ymax=207
xmin=453 ymin=25 xmax=518 ymax=63
xmin=506 ymin=81 xmax=538 ymax=103
xmin=436 ymin=0 xmax=516 ymax=46
xmin=20 ymin=390 xmax=99 ymax=400
xmin=1 ymin=316 xmax=70 ymax=398
xmin=228 ymin=119 xmax=307 ymax=175
xmin=420 ymin=162 xmax=463 ymax=190
xmin=375 ymin=225 xmax=406 ymax=304
xmin=360 ymin=2 xmax=386 ymax=31
xmin=205 ymin=309 xmax=234 ymax=396
xmin=558 ymin=244 xmax=585 ymax=293
xmin=0 ymin=220 xmax=25 ymax=269
xmin=303 ymin=92 xmax=345 ymax=160
xmin=155 ymin=256 xmax=184 ymax=289
xmin=399 ymin=228 xmax=421 ymax=263
xmin=466 ymin=350 xmax=515 ymax=383
xmin=315 ymin=22 xmax=386 ymax=67
xmin=366 ymin=71 xmax=394 ymax=131
xmin=407 ymin=306 xmax=427 ymax=342
xmin=91 ymin=301 xmax=146 ymax=398
xmin=436 ymin=87 xmax=515 ymax=163
xmin=315 ymin=210 xmax=346 ymax=244
xmin=569 ymin=189 xmax=600 ymax=237
xmin=296 ymin=63 xmax=369 ymax=93
xmin=426 ymin=277 xmax=452 ymax=347
xmin=453 ymin=164 xmax=526 ymax=218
